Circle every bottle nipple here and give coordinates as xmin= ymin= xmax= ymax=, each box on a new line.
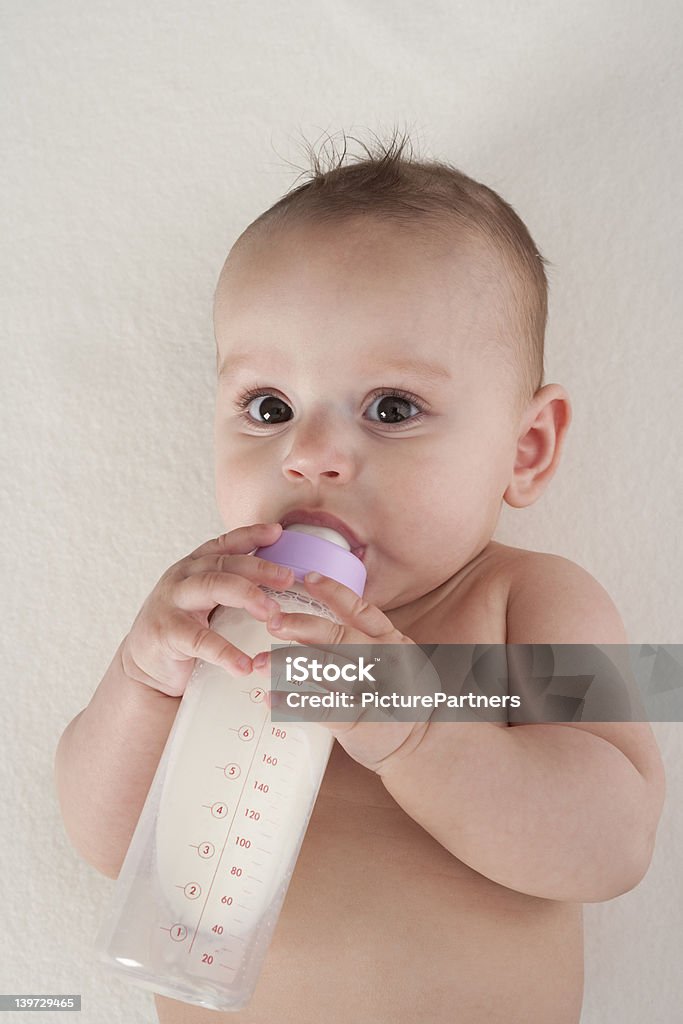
xmin=283 ymin=523 xmax=352 ymax=551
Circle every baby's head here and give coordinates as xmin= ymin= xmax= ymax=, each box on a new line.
xmin=212 ymin=130 xmax=571 ymax=614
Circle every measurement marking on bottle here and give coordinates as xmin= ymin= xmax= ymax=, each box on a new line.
xmin=188 ymin=710 xmax=270 ymax=956
xmin=150 ymin=596 xmax=338 ymax=988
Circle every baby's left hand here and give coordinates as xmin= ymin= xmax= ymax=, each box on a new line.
xmin=252 ymin=572 xmax=438 ymax=774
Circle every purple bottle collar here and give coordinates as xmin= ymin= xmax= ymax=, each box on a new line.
xmin=255 ymin=527 xmax=367 ymax=597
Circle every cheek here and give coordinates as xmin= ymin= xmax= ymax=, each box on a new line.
xmin=216 ymin=444 xmax=272 ymax=480
xmin=214 ymin=449 xmax=275 ymax=516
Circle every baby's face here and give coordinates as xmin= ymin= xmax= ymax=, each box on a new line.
xmin=213 ymin=217 xmax=522 ymax=614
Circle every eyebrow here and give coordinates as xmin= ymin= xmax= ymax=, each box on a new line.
xmin=218 ymin=349 xmax=452 ymax=385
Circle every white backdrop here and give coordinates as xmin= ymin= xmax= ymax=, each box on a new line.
xmin=1 ymin=1 xmax=681 ymax=1021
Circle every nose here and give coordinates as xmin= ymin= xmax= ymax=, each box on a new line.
xmin=281 ymin=415 xmax=355 ymax=484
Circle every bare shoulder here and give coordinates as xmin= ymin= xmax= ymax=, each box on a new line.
xmin=500 ymin=544 xmax=629 ymax=644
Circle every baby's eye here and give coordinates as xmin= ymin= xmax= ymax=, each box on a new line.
xmin=242 ymin=392 xmax=292 ymax=426
xmin=365 ymin=391 xmax=423 ymax=425
xmin=234 ymin=387 xmax=426 ymax=430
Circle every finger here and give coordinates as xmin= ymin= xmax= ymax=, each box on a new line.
xmin=302 ymin=573 xmax=401 ymax=640
xmin=265 ymin=610 xmax=363 ymax=647
xmin=262 ymin=616 xmax=432 ymax=705
xmin=264 ymin=604 xmax=404 ymax=659
xmin=260 ymin=632 xmax=368 ymax=702
xmin=166 ymin=611 xmax=255 ymax=676
xmin=174 ymin=570 xmax=283 ymax=622
xmin=188 ymin=522 xmax=284 ymax=560
xmin=186 ymin=552 xmax=294 ymax=588
xmin=252 ymin=650 xmax=273 ymax=675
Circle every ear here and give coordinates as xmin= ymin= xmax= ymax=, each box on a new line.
xmin=503 ymin=383 xmax=572 ymax=509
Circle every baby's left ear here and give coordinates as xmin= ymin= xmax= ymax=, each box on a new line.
xmin=503 ymin=383 xmax=572 ymax=509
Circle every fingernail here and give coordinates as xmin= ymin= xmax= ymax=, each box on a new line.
xmin=305 ymin=572 xmax=322 ymax=583
xmin=237 ymin=655 xmax=252 ymax=673
xmin=253 ymin=652 xmax=268 ymax=669
xmin=268 ymin=612 xmax=284 ymax=629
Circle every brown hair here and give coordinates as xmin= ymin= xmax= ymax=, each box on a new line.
xmin=228 ymin=126 xmax=550 ymax=414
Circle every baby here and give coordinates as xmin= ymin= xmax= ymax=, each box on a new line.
xmin=55 ymin=133 xmax=666 ymax=1024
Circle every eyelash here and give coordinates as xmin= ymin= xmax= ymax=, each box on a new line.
xmin=233 ymin=385 xmax=428 ymax=431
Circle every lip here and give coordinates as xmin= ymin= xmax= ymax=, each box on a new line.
xmin=279 ymin=508 xmax=366 ymax=560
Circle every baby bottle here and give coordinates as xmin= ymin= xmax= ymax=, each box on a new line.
xmin=93 ymin=524 xmax=367 ymax=1012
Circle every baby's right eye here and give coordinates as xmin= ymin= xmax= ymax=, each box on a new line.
xmin=235 ymin=388 xmax=292 ymax=428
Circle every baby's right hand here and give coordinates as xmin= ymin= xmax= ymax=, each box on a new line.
xmin=121 ymin=522 xmax=293 ymax=697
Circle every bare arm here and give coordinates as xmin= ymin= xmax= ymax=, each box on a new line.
xmin=54 ymin=638 xmax=181 ymax=879
xmin=53 ymin=523 xmax=296 ymax=880
xmin=380 ymin=717 xmax=661 ymax=902
xmin=379 ymin=554 xmax=666 ymax=903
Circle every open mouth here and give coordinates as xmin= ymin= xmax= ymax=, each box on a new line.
xmin=279 ymin=509 xmax=366 ymax=561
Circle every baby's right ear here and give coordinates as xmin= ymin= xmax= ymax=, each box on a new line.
xmin=503 ymin=383 xmax=572 ymax=509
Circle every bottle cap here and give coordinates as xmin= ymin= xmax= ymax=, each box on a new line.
xmin=255 ymin=524 xmax=367 ymax=596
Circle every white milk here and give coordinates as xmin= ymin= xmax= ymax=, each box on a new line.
xmin=152 ymin=595 xmax=336 ymax=1001
xmin=95 ymin=526 xmax=356 ymax=1011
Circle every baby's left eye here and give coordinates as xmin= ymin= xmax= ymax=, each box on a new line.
xmin=366 ymin=391 xmax=423 ymax=425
